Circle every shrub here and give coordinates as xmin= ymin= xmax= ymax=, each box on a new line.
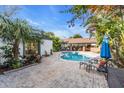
xmin=0 ymin=44 xmax=13 ymax=59
xmin=0 ymin=44 xmax=22 ymax=69
xmin=10 ymin=59 xmax=22 ymax=69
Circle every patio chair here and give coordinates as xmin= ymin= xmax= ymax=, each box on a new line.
xmin=79 ymin=62 xmax=89 ymax=69
xmin=92 ymin=59 xmax=124 ymax=88
xmin=79 ymin=58 xmax=114 ymax=78
xmin=79 ymin=57 xmax=100 ymax=71
xmin=91 ymin=58 xmax=115 ymax=79
xmin=85 ymin=58 xmax=100 ymax=72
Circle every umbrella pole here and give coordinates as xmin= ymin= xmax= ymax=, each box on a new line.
xmin=105 ymin=58 xmax=108 ymax=80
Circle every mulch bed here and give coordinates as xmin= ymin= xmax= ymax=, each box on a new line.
xmin=0 ymin=62 xmax=40 ymax=74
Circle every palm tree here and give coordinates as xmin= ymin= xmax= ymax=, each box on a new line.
xmin=0 ymin=15 xmax=40 ymax=59
xmin=12 ymin=19 xmax=32 ymax=59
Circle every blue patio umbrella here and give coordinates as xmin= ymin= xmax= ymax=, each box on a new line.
xmin=100 ymin=35 xmax=111 ymax=59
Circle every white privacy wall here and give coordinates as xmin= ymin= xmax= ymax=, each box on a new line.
xmin=0 ymin=39 xmax=5 ymax=52
xmin=19 ymin=41 xmax=24 ymax=57
xmin=40 ymin=40 xmax=53 ymax=56
xmin=0 ymin=39 xmax=53 ymax=63
xmin=0 ymin=39 xmax=6 ymax=64
xmin=19 ymin=40 xmax=53 ymax=56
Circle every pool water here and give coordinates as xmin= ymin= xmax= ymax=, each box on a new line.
xmin=60 ymin=52 xmax=90 ymax=62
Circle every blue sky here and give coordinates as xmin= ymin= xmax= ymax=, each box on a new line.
xmin=0 ymin=5 xmax=90 ymax=39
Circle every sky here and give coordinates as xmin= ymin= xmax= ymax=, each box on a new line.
xmin=0 ymin=5 xmax=90 ymax=39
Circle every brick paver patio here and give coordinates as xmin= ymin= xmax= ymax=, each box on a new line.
xmin=0 ymin=52 xmax=108 ymax=88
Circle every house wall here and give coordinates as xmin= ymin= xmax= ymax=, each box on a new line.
xmin=0 ymin=39 xmax=53 ymax=64
xmin=0 ymin=39 xmax=5 ymax=52
xmin=91 ymin=47 xmax=100 ymax=53
xmin=19 ymin=39 xmax=53 ymax=56
xmin=90 ymin=43 xmax=100 ymax=53
xmin=0 ymin=39 xmax=6 ymax=64
xmin=40 ymin=40 xmax=53 ymax=56
xmin=19 ymin=41 xmax=24 ymax=57
xmin=61 ymin=43 xmax=100 ymax=52
xmin=18 ymin=39 xmax=53 ymax=56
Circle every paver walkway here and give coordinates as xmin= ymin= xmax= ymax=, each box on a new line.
xmin=0 ymin=52 xmax=108 ymax=88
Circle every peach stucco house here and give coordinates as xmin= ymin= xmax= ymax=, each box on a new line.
xmin=61 ymin=38 xmax=100 ymax=52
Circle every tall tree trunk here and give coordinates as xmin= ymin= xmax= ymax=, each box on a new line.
xmin=13 ymin=39 xmax=20 ymax=59
xmin=114 ymin=36 xmax=121 ymax=64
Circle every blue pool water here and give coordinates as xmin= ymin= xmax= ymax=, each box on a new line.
xmin=60 ymin=52 xmax=90 ymax=62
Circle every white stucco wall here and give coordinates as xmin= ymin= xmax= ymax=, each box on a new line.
xmin=40 ymin=40 xmax=53 ymax=56
xmin=19 ymin=41 xmax=24 ymax=57
xmin=0 ymin=39 xmax=53 ymax=63
xmin=0 ymin=39 xmax=6 ymax=64
xmin=0 ymin=39 xmax=5 ymax=52
xmin=19 ymin=39 xmax=53 ymax=56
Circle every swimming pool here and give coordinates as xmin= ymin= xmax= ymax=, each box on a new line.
xmin=60 ymin=52 xmax=90 ymax=62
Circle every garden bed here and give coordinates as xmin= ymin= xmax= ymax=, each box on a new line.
xmin=0 ymin=62 xmax=40 ymax=75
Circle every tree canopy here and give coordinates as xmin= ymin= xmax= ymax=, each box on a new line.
xmin=65 ymin=5 xmax=124 ymax=67
xmin=70 ymin=34 xmax=82 ymax=38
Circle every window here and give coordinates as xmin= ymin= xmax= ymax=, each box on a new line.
xmin=25 ymin=41 xmax=39 ymax=55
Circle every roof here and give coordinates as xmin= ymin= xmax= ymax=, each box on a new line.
xmin=63 ymin=38 xmax=97 ymax=44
